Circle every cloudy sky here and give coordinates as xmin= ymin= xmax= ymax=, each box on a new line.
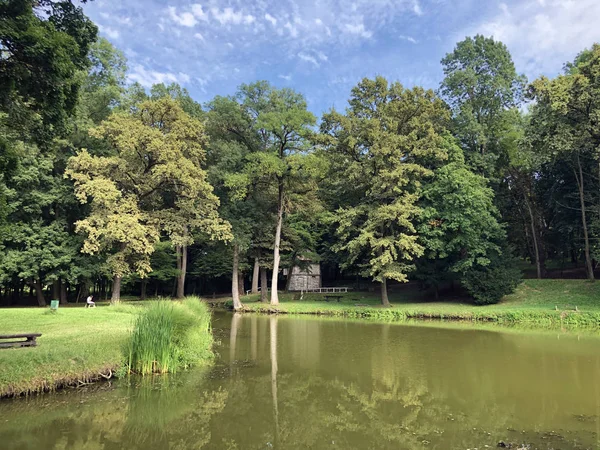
xmin=83 ymin=0 xmax=600 ymax=115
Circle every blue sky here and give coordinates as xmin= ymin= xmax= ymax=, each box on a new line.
xmin=83 ymin=0 xmax=600 ymax=115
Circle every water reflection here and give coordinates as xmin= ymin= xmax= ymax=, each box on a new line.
xmin=1 ymin=312 xmax=600 ymax=449
xmin=270 ymin=315 xmax=280 ymax=448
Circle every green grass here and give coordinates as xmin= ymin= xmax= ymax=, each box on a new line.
xmin=0 ymin=299 xmax=213 ymax=398
xmin=126 ymin=298 xmax=213 ymax=375
xmin=221 ymin=279 xmax=600 ymax=328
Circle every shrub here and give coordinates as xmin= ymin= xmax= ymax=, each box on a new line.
xmin=461 ymin=253 xmax=522 ymax=305
xmin=125 ymin=298 xmax=212 ymax=375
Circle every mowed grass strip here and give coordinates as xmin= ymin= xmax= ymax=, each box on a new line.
xmin=0 ymin=304 xmax=140 ymax=397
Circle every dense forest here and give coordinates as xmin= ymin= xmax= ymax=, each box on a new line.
xmin=1 ymin=0 xmax=600 ymax=309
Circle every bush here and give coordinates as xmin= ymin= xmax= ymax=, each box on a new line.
xmin=125 ymin=298 xmax=213 ymax=375
xmin=461 ymin=253 xmax=522 ymax=305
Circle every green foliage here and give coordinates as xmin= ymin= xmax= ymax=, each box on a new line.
xmin=440 ymin=35 xmax=526 ymax=179
xmin=461 ymin=250 xmax=522 ymax=305
xmin=0 ymin=0 xmax=97 ymax=141
xmin=66 ymin=97 xmax=231 ymax=281
xmin=322 ymin=77 xmax=450 ymax=299
xmin=125 ymin=298 xmax=212 ymax=375
xmin=417 ymin=157 xmax=508 ymax=295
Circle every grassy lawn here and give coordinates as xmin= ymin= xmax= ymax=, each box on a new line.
xmin=225 ymin=279 xmax=600 ymax=327
xmin=0 ymin=303 xmax=141 ymax=397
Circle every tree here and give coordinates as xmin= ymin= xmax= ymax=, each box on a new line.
xmin=417 ymin=146 xmax=513 ymax=300
xmin=206 ymin=83 xmax=318 ymax=307
xmin=440 ymin=35 xmax=526 ymax=180
xmin=321 ymin=77 xmax=450 ymax=306
xmin=67 ymin=98 xmax=230 ymax=302
xmin=0 ymin=143 xmax=79 ymax=305
xmin=240 ymin=82 xmax=317 ymax=306
xmin=205 ymin=94 xmax=267 ymax=310
xmin=0 ymin=0 xmax=97 ymax=143
xmin=527 ymin=44 xmax=600 ymax=281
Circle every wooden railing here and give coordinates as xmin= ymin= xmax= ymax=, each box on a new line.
xmin=300 ymin=287 xmax=349 ymax=294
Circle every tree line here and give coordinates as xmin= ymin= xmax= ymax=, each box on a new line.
xmin=1 ymin=1 xmax=599 ymax=308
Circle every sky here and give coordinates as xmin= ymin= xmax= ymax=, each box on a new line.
xmin=82 ymin=0 xmax=600 ymax=115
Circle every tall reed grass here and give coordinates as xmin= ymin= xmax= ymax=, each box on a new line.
xmin=125 ymin=298 xmax=213 ymax=375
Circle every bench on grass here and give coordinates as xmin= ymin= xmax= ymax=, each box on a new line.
xmin=324 ymin=295 xmax=343 ymax=303
xmin=0 ymin=333 xmax=42 ymax=349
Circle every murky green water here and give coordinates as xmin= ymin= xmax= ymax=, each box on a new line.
xmin=1 ymin=312 xmax=600 ymax=449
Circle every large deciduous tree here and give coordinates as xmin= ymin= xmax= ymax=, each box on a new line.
xmin=440 ymin=35 xmax=526 ymax=180
xmin=527 ymin=44 xmax=600 ymax=281
xmin=67 ymin=98 xmax=230 ymax=302
xmin=208 ymin=82 xmax=318 ymax=307
xmin=321 ymin=77 xmax=450 ymax=306
xmin=0 ymin=0 xmax=97 ymax=143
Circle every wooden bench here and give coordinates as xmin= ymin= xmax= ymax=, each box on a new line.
xmin=0 ymin=333 xmax=42 ymax=349
xmin=324 ymin=295 xmax=343 ymax=303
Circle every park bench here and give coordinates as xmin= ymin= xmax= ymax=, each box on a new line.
xmin=324 ymin=295 xmax=343 ymax=303
xmin=0 ymin=333 xmax=42 ymax=349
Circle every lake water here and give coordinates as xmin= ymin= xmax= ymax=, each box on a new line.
xmin=1 ymin=311 xmax=600 ymax=449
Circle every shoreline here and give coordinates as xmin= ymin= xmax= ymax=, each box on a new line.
xmin=221 ymin=302 xmax=600 ymax=328
xmin=1 ymin=363 xmax=121 ymax=399
xmin=211 ymin=279 xmax=600 ymax=329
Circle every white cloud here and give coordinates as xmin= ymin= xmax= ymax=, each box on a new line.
xmin=413 ymin=0 xmax=423 ymax=16
xmin=399 ymin=34 xmax=418 ymax=44
xmin=467 ymin=0 xmax=600 ymax=77
xmin=298 ymin=52 xmax=319 ymax=67
xmin=279 ymin=74 xmax=292 ymax=81
xmin=98 ymin=24 xmax=120 ymax=39
xmin=315 ymin=18 xmax=323 ymax=26
xmin=344 ymin=22 xmax=372 ymax=39
xmin=196 ymin=76 xmax=209 ymax=86
xmin=101 ymin=13 xmax=131 ymax=25
xmin=178 ymin=72 xmax=191 ymax=83
xmin=191 ymin=4 xmax=208 ymax=21
xmin=211 ymin=7 xmax=255 ymax=26
xmin=285 ymin=21 xmax=298 ymax=38
xmin=128 ymin=64 xmax=190 ymax=88
xmin=194 ymin=33 xmax=205 ymax=41
xmin=168 ymin=7 xmax=198 ymax=27
xmin=265 ymin=13 xmax=277 ymax=26
xmin=317 ymin=51 xmax=328 ymax=61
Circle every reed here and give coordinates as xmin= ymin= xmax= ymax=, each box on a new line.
xmin=126 ymin=298 xmax=212 ymax=375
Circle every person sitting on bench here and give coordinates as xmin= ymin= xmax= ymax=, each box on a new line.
xmin=86 ymin=295 xmax=96 ymax=308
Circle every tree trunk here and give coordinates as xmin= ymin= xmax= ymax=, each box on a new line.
xmin=524 ymin=197 xmax=543 ymax=279
xmin=111 ymin=275 xmax=122 ymax=304
xmin=52 ymin=280 xmax=60 ymax=301
xmin=270 ymin=179 xmax=284 ymax=305
xmin=239 ymin=271 xmax=246 ymax=296
xmin=34 ymin=279 xmax=46 ymax=307
xmin=140 ymin=279 xmax=147 ymax=300
xmin=574 ymin=156 xmax=594 ymax=281
xmin=251 ymin=257 xmax=260 ymax=294
xmin=381 ymin=277 xmax=390 ymax=307
xmin=232 ymin=244 xmax=243 ymax=311
xmin=176 ymin=244 xmax=188 ymax=299
xmin=60 ymin=280 xmax=68 ymax=304
xmin=260 ymin=266 xmax=268 ymax=303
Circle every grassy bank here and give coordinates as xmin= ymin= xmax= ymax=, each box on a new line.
xmin=0 ymin=298 xmax=212 ymax=398
xmin=221 ymin=279 xmax=600 ymax=328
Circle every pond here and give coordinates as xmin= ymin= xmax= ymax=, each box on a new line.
xmin=1 ymin=311 xmax=600 ymax=449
